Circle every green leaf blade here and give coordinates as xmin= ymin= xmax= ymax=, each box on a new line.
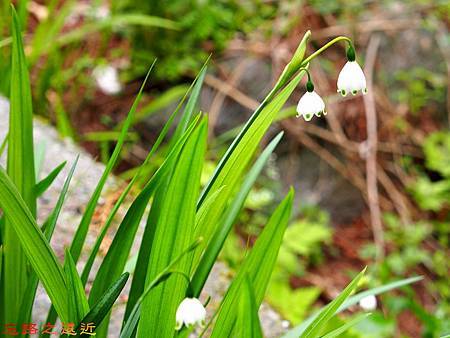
xmin=3 ymin=6 xmax=37 ymax=325
xmin=137 ymin=117 xmax=208 ymax=337
xmin=0 ymin=167 xmax=70 ymax=322
xmin=210 ymin=189 xmax=294 ymax=338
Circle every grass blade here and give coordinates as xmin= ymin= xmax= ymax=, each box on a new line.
xmin=235 ymin=275 xmax=264 ymax=338
xmin=191 ymin=132 xmax=284 ymax=295
xmin=64 ymin=249 xmax=90 ymax=324
xmin=0 ymin=166 xmax=69 ymax=322
xmin=0 ymin=133 xmax=7 ymax=157
xmin=123 ymin=62 xmax=210 ymax=323
xmin=300 ymin=268 xmax=366 ymax=338
xmin=210 ymin=189 xmax=294 ymax=337
xmin=282 ymin=276 xmax=423 ymax=338
xmin=321 ymin=313 xmax=371 ymax=338
xmin=34 ymin=161 xmax=66 ymax=197
xmin=87 ymin=115 xmax=201 ymax=337
xmin=77 ymin=273 xmax=130 ymax=335
xmin=69 ymin=61 xmax=155 ymax=264
xmin=18 ymin=157 xmax=78 ymax=327
xmin=120 ymin=238 xmax=202 ymax=338
xmin=137 ymin=117 xmax=207 ymax=337
xmin=3 ymin=6 xmax=37 ymax=325
xmin=198 ymin=31 xmax=310 ymax=207
xmin=190 ymin=73 xmax=305 ymax=296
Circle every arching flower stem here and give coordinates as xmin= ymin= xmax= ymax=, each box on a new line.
xmin=300 ymin=36 xmax=354 ymax=67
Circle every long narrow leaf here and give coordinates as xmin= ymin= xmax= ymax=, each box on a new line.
xmin=77 ymin=273 xmax=130 ymax=335
xmin=0 ymin=166 xmax=69 ymax=321
xmin=123 ymin=62 xmax=209 ymax=323
xmin=64 ymin=249 xmax=90 ymax=323
xmin=69 ymin=61 xmax=155 ymax=263
xmin=137 ymin=118 xmax=207 ymax=337
xmin=191 ymin=72 xmax=305 ymax=294
xmin=282 ymin=276 xmax=423 ymax=338
xmin=18 ymin=157 xmax=78 ymax=327
xmin=120 ymin=238 xmax=203 ymax=338
xmin=3 ymin=6 xmax=37 ymax=325
xmin=80 ymin=78 xmax=204 ymax=285
xmin=34 ymin=161 xmax=66 ymax=197
xmin=198 ymin=31 xmax=310 ymax=207
xmin=191 ymin=131 xmax=284 ymax=295
xmin=321 ymin=313 xmax=371 ymax=338
xmin=300 ymin=268 xmax=366 ymax=338
xmin=87 ymin=114 xmax=202 ymax=337
xmin=235 ymin=276 xmax=264 ymax=338
xmin=210 ymin=189 xmax=294 ymax=337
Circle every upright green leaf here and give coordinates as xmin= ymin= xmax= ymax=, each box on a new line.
xmin=34 ymin=161 xmax=66 ymax=197
xmin=64 ymin=250 xmax=90 ymax=324
xmin=120 ymin=238 xmax=202 ymax=338
xmin=235 ymin=276 xmax=264 ymax=338
xmin=198 ymin=30 xmax=310 ymax=207
xmin=191 ymin=72 xmax=305 ymax=288
xmin=69 ymin=62 xmax=155 ymax=264
xmin=0 ymin=167 xmax=69 ymax=322
xmin=18 ymin=157 xmax=78 ymax=328
xmin=321 ymin=313 xmax=371 ymax=338
xmin=191 ymin=132 xmax=284 ymax=295
xmin=0 ymin=133 xmax=7 ymax=157
xmin=210 ymin=189 xmax=294 ymax=337
xmin=283 ymin=276 xmax=423 ymax=338
xmin=87 ymin=115 xmax=202 ymax=337
xmin=77 ymin=273 xmax=130 ymax=334
xmin=137 ymin=117 xmax=207 ymax=337
xmin=81 ymin=63 xmax=206 ymax=285
xmin=123 ymin=63 xmax=209 ymax=323
xmin=3 ymin=6 xmax=36 ymax=326
xmin=300 ymin=268 xmax=366 ymax=338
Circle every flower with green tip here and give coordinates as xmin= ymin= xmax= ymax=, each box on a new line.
xmin=296 ymin=80 xmax=326 ymax=122
xmin=175 ymin=297 xmax=206 ymax=330
xmin=337 ymin=45 xmax=367 ymax=96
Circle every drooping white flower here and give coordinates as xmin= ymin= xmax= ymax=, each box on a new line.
xmin=175 ymin=297 xmax=206 ymax=330
xmin=92 ymin=65 xmax=122 ymax=95
xmin=337 ymin=61 xmax=367 ymax=96
xmin=359 ymin=295 xmax=377 ymax=311
xmin=296 ymin=90 xmax=326 ymax=122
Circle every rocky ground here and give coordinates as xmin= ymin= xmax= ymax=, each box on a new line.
xmin=0 ymin=96 xmax=287 ymax=337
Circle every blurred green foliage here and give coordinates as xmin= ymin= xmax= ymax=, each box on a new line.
xmin=393 ymin=67 xmax=446 ymax=114
xmin=267 ymin=206 xmax=331 ymax=324
xmin=411 ymin=132 xmax=450 ymax=211
xmin=111 ymin=0 xmax=276 ymax=80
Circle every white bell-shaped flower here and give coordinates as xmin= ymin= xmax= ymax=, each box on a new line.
xmin=175 ymin=297 xmax=206 ymax=330
xmin=337 ymin=61 xmax=367 ymax=96
xmin=359 ymin=295 xmax=377 ymax=311
xmin=296 ymin=90 xmax=326 ymax=122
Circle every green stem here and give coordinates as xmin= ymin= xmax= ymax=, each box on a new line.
xmin=300 ymin=36 xmax=353 ymax=66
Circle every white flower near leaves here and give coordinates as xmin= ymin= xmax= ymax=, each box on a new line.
xmin=175 ymin=297 xmax=206 ymax=330
xmin=359 ymin=295 xmax=377 ymax=311
xmin=296 ymin=90 xmax=326 ymax=122
xmin=92 ymin=65 xmax=122 ymax=95
xmin=337 ymin=61 xmax=367 ymax=96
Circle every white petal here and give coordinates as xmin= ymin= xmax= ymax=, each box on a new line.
xmin=337 ymin=61 xmax=367 ymax=96
xmin=296 ymin=91 xmax=326 ymax=121
xmin=175 ymin=298 xmax=206 ymax=329
xmin=359 ymin=295 xmax=377 ymax=311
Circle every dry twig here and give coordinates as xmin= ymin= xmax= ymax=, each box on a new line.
xmin=363 ymin=34 xmax=384 ymax=262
